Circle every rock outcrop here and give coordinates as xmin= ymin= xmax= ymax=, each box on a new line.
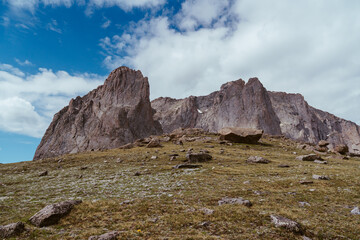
xmin=34 ymin=67 xmax=162 ymax=160
xmin=152 ymin=78 xmax=360 ymax=154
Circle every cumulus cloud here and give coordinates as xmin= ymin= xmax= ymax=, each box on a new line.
xmin=15 ymin=59 xmax=33 ymax=66
xmin=100 ymin=0 xmax=360 ymax=125
xmin=0 ymin=65 xmax=104 ymax=137
xmin=4 ymin=0 xmax=165 ymax=13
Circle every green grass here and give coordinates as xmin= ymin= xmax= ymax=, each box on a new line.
xmin=0 ymin=134 xmax=359 ymax=239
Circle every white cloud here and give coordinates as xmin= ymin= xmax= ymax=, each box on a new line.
xmin=4 ymin=0 xmax=165 ymax=14
xmin=101 ymin=18 xmax=111 ymax=29
xmin=0 ymin=65 xmax=104 ymax=137
xmin=46 ymin=19 xmax=62 ymax=34
xmin=15 ymin=59 xmax=33 ymax=66
xmin=101 ymin=0 xmax=360 ymax=125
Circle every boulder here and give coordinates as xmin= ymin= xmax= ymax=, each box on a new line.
xmin=312 ymin=175 xmax=330 ymax=180
xmin=173 ymin=164 xmax=202 ymax=169
xmin=218 ymin=197 xmax=252 ymax=207
xmin=33 ymin=67 xmax=162 ymax=160
xmin=186 ymin=153 xmax=212 ymax=163
xmin=146 ymin=139 xmax=163 ymax=148
xmin=246 ymin=156 xmax=271 ymax=164
xmin=270 ymin=215 xmax=303 ymax=233
xmin=318 ymin=140 xmax=330 ymax=147
xmin=219 ymin=127 xmax=263 ymax=144
xmin=0 ymin=222 xmax=25 ymax=238
xmin=29 ymin=200 xmax=82 ymax=227
xmin=334 ymin=144 xmax=349 ymax=155
xmin=296 ymin=154 xmax=321 ymax=161
xmin=88 ymin=231 xmax=119 ymax=240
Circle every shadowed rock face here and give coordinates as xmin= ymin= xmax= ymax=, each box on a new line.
xmin=152 ymin=78 xmax=282 ymax=135
xmin=34 ymin=67 xmax=162 ymax=160
xmin=152 ymin=78 xmax=360 ymax=154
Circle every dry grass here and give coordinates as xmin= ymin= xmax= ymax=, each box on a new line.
xmin=0 ymin=134 xmax=359 ymax=239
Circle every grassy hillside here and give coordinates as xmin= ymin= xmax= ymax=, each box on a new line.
xmin=1 ymin=133 xmax=359 ymax=239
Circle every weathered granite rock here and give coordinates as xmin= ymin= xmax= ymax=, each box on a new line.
xmin=219 ymin=127 xmax=263 ymax=144
xmin=312 ymin=175 xmax=330 ymax=180
xmin=270 ymin=215 xmax=303 ymax=233
xmin=246 ymin=156 xmax=271 ymax=164
xmin=318 ymin=140 xmax=329 ymax=147
xmin=334 ymin=144 xmax=349 ymax=155
xmin=186 ymin=153 xmax=212 ymax=163
xmin=351 ymin=207 xmax=360 ymax=215
xmin=34 ymin=67 xmax=162 ymax=160
xmin=146 ymin=138 xmax=163 ymax=148
xmin=88 ymin=231 xmax=119 ymax=240
xmin=218 ymin=197 xmax=252 ymax=207
xmin=0 ymin=222 xmax=25 ymax=238
xmin=152 ymin=77 xmax=360 ymax=154
xmin=29 ymin=200 xmax=82 ymax=227
xmin=173 ymin=164 xmax=202 ymax=169
xmin=296 ymin=154 xmax=320 ymax=161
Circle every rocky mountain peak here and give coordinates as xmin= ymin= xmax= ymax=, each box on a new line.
xmin=33 ymin=66 xmax=162 ymax=160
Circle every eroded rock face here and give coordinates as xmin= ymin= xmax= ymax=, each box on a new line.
xmin=152 ymin=78 xmax=282 ymax=135
xmin=152 ymin=78 xmax=360 ymax=154
xmin=34 ymin=67 xmax=162 ymax=160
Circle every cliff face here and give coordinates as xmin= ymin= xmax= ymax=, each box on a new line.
xmin=34 ymin=67 xmax=162 ymax=160
xmin=152 ymin=78 xmax=282 ymax=135
xmin=152 ymin=78 xmax=360 ymax=154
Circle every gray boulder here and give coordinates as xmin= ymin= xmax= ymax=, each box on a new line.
xmin=88 ymin=231 xmax=119 ymax=240
xmin=186 ymin=153 xmax=212 ymax=163
xmin=218 ymin=197 xmax=252 ymax=207
xmin=29 ymin=200 xmax=82 ymax=227
xmin=296 ymin=154 xmax=321 ymax=161
xmin=0 ymin=222 xmax=25 ymax=238
xmin=350 ymin=207 xmax=360 ymax=215
xmin=246 ymin=156 xmax=271 ymax=164
xmin=270 ymin=215 xmax=303 ymax=233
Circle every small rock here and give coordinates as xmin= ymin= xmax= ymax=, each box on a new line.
xmin=88 ymin=231 xmax=119 ymax=240
xmin=186 ymin=153 xmax=212 ymax=163
xmin=173 ymin=164 xmax=202 ymax=169
xmin=146 ymin=139 xmax=163 ymax=148
xmin=219 ymin=149 xmax=225 ymax=154
xmin=199 ymin=149 xmax=210 ymax=154
xmin=278 ymin=164 xmax=290 ymax=168
xmin=303 ymin=236 xmax=312 ymax=240
xmin=218 ymin=197 xmax=252 ymax=207
xmin=39 ymin=170 xmax=48 ymax=177
xmin=151 ymin=156 xmax=158 ymax=160
xmin=299 ymin=180 xmax=314 ymax=185
xmin=205 ymin=145 xmax=214 ymax=148
xmin=0 ymin=222 xmax=25 ymax=238
xmin=179 ymin=149 xmax=186 ymax=152
xmin=296 ymin=154 xmax=321 ymax=161
xmin=312 ymin=175 xmax=330 ymax=180
xmin=246 ymin=156 xmax=270 ymax=164
xmin=199 ymin=207 xmax=214 ymax=215
xmin=199 ymin=221 xmax=211 ymax=227
xmin=80 ymin=166 xmax=88 ymax=170
xmin=116 ymin=158 xmax=123 ymax=163
xmin=299 ymin=202 xmax=311 ymax=207
xmin=134 ymin=172 xmax=141 ymax=176
xmin=270 ymin=215 xmax=303 ymax=233
xmin=169 ymin=156 xmax=176 ymax=161
xmin=314 ymin=160 xmax=327 ymax=164
xmin=29 ymin=200 xmax=82 ymax=227
xmin=120 ymin=200 xmax=133 ymax=205
xmin=350 ymin=207 xmax=360 ymax=215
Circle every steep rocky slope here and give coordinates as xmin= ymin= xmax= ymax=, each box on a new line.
xmin=152 ymin=78 xmax=360 ymax=154
xmin=34 ymin=67 xmax=162 ymax=160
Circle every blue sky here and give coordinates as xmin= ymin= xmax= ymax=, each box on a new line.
xmin=1 ymin=0 xmax=360 ymax=163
